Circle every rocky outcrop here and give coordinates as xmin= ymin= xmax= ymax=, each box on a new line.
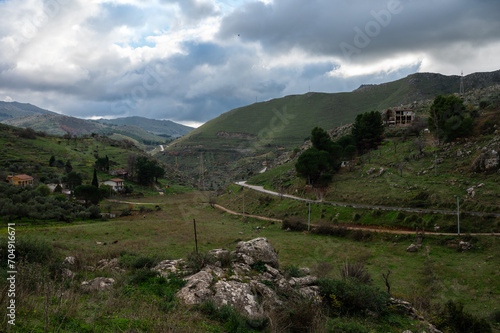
xmin=234 ymin=237 xmax=279 ymax=269
xmin=173 ymin=238 xmax=318 ymax=319
xmin=471 ymin=148 xmax=499 ymax=173
xmin=81 ymin=277 xmax=115 ymax=291
xmin=216 ymin=131 xmax=256 ymax=140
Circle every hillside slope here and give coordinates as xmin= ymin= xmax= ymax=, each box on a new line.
xmin=0 ymin=101 xmax=57 ymax=121
xmin=161 ymin=69 xmax=500 ymax=185
xmin=96 ymin=116 xmax=193 ymax=138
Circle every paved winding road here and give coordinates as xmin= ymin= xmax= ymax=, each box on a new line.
xmin=235 ymin=181 xmax=500 ymax=219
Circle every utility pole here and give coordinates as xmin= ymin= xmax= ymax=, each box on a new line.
xmin=193 ymin=219 xmax=198 ymax=254
xmin=308 ymin=202 xmax=311 ymax=231
xmin=242 ymin=192 xmax=245 ymax=217
xmin=457 ymin=197 xmax=460 ymax=236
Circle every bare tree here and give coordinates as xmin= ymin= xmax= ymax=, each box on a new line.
xmin=413 ymin=138 xmax=426 ymax=155
xmin=127 ymin=154 xmax=137 ymax=180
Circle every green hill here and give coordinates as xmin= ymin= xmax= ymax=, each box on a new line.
xmin=0 ymin=101 xmax=57 ymax=121
xmin=96 ymin=116 xmax=193 ymax=138
xmin=1 ymin=114 xmax=169 ymax=148
xmin=161 ymin=69 xmax=500 ymax=185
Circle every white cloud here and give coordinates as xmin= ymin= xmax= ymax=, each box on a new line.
xmin=0 ymin=0 xmax=499 ymax=124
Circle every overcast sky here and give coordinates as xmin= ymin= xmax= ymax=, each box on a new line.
xmin=1 ymin=0 xmax=499 ymax=127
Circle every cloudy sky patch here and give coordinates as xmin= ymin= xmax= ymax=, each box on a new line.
xmin=0 ymin=0 xmax=499 ymax=125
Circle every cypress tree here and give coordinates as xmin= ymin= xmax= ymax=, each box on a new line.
xmin=92 ymin=169 xmax=99 ymax=188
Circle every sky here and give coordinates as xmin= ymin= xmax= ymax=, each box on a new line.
xmin=1 ymin=0 xmax=499 ymax=127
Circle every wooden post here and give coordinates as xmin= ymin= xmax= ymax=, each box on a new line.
xmin=193 ymin=219 xmax=198 ymax=254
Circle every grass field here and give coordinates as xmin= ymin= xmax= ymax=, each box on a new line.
xmin=2 ymin=191 xmax=499 ymax=332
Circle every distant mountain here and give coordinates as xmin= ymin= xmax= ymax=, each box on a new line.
xmin=0 ymin=101 xmax=57 ymax=121
xmin=1 ymin=113 xmax=169 ymax=146
xmin=2 ymin=114 xmax=105 ymax=136
xmin=96 ymin=116 xmax=193 ymax=138
xmin=0 ymin=102 xmax=194 ymax=145
xmin=161 ymin=69 xmax=500 ymax=185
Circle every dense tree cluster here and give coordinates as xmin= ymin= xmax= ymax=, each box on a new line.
xmin=352 ymin=111 xmax=384 ymax=152
xmin=295 ymin=127 xmax=341 ymax=186
xmin=136 ymin=156 xmax=165 ymax=186
xmin=0 ymin=183 xmax=99 ymax=222
xmin=428 ymin=95 xmax=475 ymax=142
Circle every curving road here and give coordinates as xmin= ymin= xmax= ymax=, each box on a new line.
xmin=235 ymin=181 xmax=500 ymax=218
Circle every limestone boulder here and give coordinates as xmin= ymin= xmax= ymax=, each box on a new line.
xmin=234 ymin=237 xmax=279 ymax=268
xmin=471 ymin=149 xmax=499 ymax=173
xmin=176 ymin=271 xmax=214 ymax=305
xmin=81 ymin=277 xmax=115 ymax=291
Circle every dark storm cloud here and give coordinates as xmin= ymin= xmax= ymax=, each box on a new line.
xmin=218 ymin=0 xmax=500 ymax=64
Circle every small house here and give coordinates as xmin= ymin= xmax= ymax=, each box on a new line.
xmin=6 ymin=174 xmax=34 ymax=187
xmin=103 ymin=178 xmax=124 ymax=192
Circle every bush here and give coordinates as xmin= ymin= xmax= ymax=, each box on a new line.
xmin=340 ymin=262 xmax=371 ymax=285
xmin=327 ymin=318 xmax=369 ymax=333
xmin=88 ymin=205 xmax=101 ymax=219
xmin=350 ymin=229 xmax=372 ymax=242
xmin=199 ymin=300 xmax=268 ymax=332
xmin=435 ymin=300 xmax=492 ymax=333
xmin=313 ymin=223 xmax=349 ymax=238
xmin=120 ymin=209 xmax=132 ymax=217
xmin=127 ymin=268 xmax=159 ymax=285
xmin=284 ymin=264 xmax=306 ymax=279
xmin=318 ymin=277 xmax=390 ymax=316
xmin=0 ymin=236 xmax=53 ymax=267
xmin=186 ymin=252 xmax=215 ymax=274
xmin=270 ymin=295 xmax=323 ymax=332
xmin=282 ymin=216 xmax=307 ymax=231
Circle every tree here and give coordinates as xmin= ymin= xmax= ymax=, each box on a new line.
xmin=295 ymin=147 xmax=331 ymax=185
xmin=91 ymin=169 xmax=99 ymax=188
xmin=65 ymin=159 xmax=73 ymax=173
xmin=36 ymin=184 xmax=51 ymax=197
xmin=127 ymin=154 xmax=137 ymax=179
xmin=49 ymin=155 xmax=55 ymax=167
xmin=95 ymin=156 xmax=110 ymax=172
xmin=136 ymin=156 xmax=165 ymax=186
xmin=428 ymin=95 xmax=474 ymax=142
xmin=74 ymin=185 xmax=101 ymax=207
xmin=63 ymin=171 xmax=82 ymax=191
xmin=295 ymin=127 xmax=342 ymax=186
xmin=352 ymin=111 xmax=384 ymax=152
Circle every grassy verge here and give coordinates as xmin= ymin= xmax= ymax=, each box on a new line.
xmin=1 ymin=192 xmax=499 ymax=332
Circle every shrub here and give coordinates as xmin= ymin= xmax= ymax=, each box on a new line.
xmin=350 ymin=229 xmax=372 ymax=242
xmin=198 ymin=300 xmax=268 ymax=332
xmin=251 ymin=260 xmax=267 ymax=273
xmin=284 ymin=264 xmax=306 ymax=279
xmin=326 ymin=318 xmax=369 ymax=333
xmin=88 ymin=205 xmax=101 ymax=219
xmin=318 ymin=277 xmax=390 ymax=316
xmin=340 ymin=262 xmax=372 ymax=285
xmin=186 ymin=251 xmax=215 ymax=274
xmin=282 ymin=216 xmax=307 ymax=231
xmin=127 ymin=268 xmax=158 ymax=285
xmin=270 ymin=294 xmax=323 ymax=333
xmin=120 ymin=209 xmax=132 ymax=217
xmin=0 ymin=236 xmax=53 ymax=267
xmin=313 ymin=223 xmax=349 ymax=238
xmin=435 ymin=300 xmax=492 ymax=333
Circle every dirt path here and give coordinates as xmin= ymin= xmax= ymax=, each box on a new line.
xmin=235 ymin=181 xmax=500 ymax=218
xmin=233 ymin=182 xmax=500 ymax=236
xmin=106 ymin=199 xmax=158 ymax=205
xmin=213 ymin=202 xmax=500 ymax=236
xmin=213 ymin=204 xmax=282 ymax=222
